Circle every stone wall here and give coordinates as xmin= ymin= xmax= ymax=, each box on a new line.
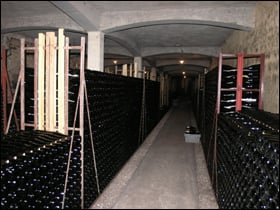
xmin=1 ymin=34 xmax=34 ymax=89
xmin=221 ymin=1 xmax=279 ymax=113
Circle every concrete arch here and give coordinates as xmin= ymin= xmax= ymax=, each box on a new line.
xmin=142 ymin=46 xmax=220 ymax=58
xmin=103 ymin=19 xmax=248 ymax=58
xmin=159 ymin=64 xmax=206 ymax=76
xmin=103 ymin=19 xmax=252 ymax=34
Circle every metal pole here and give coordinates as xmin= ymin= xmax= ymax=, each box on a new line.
xmin=84 ymin=81 xmax=100 ymax=194
xmin=79 ymin=37 xmax=85 ymax=209
xmin=236 ymin=53 xmax=244 ymax=112
xmin=258 ymin=54 xmax=265 ymax=110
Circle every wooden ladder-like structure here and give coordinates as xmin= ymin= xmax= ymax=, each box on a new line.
xmin=4 ymin=29 xmax=86 ymax=136
xmin=3 ymin=29 xmax=101 ymax=209
xmin=1 ymin=48 xmax=20 ymax=132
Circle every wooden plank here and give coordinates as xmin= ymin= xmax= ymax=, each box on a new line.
xmin=48 ymin=32 xmax=57 ymax=131
xmin=134 ymin=62 xmax=138 ymax=78
xmin=38 ymin=33 xmax=45 ymax=130
xmin=58 ymin=28 xmax=65 ymax=134
xmin=34 ymin=39 xmax=38 ymax=129
xmin=258 ymin=54 xmax=265 ymax=110
xmin=129 ymin=63 xmax=133 ymax=77
xmin=151 ymin=68 xmax=157 ymax=81
xmin=52 ymin=33 xmax=57 ymax=131
xmin=45 ymin=32 xmax=50 ymax=130
xmin=64 ymin=37 xmax=69 ymax=134
xmin=122 ymin=64 xmax=127 ymax=76
xmin=79 ymin=36 xmax=86 ymax=209
xmin=20 ymin=39 xmax=25 ymax=130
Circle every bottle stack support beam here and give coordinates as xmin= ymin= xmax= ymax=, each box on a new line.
xmin=1 ymin=48 xmax=20 ymax=132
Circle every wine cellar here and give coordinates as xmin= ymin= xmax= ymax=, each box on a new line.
xmin=1 ymin=1 xmax=279 ymax=209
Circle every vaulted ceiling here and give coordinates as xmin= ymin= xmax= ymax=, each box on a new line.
xmin=1 ymin=1 xmax=257 ymax=76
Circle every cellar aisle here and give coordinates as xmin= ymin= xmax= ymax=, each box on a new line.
xmin=90 ymin=97 xmax=219 ymax=209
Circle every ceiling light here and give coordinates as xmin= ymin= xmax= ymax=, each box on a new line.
xmin=179 ymin=48 xmax=185 ymax=64
xmin=113 ymin=60 xmax=118 ymax=64
xmin=182 ymin=71 xmax=185 ymax=75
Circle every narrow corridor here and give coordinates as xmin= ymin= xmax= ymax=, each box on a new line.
xmin=90 ymin=97 xmax=218 ymax=209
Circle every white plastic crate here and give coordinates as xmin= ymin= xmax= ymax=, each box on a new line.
xmin=184 ymin=133 xmax=201 ymax=143
xmin=184 ymin=126 xmax=201 ymax=143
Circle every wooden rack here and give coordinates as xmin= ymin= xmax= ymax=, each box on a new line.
xmin=1 ymin=48 xmax=20 ymax=132
xmin=5 ymin=29 xmax=85 ymax=136
xmin=3 ymin=29 xmax=97 ymax=209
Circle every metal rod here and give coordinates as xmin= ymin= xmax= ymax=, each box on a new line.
xmin=212 ymin=108 xmax=218 ymax=198
xmin=259 ymin=54 xmax=265 ymax=110
xmin=68 ymin=127 xmax=81 ymax=131
xmin=217 ymin=53 xmax=223 ymax=114
xmin=236 ymin=53 xmax=244 ymax=111
xmin=79 ymin=36 xmax=85 ymax=209
xmin=221 ymin=88 xmax=262 ymax=92
xmin=84 ymin=81 xmax=100 ymax=194
xmin=1 ymin=48 xmax=18 ymax=131
xmin=24 ymin=123 xmax=35 ymax=127
xmin=5 ymin=64 xmax=22 ymax=134
xmin=24 ymin=47 xmax=35 ymax=50
xmin=65 ymin=46 xmax=82 ymax=50
xmin=138 ymin=66 xmax=146 ymax=145
xmin=62 ymin=89 xmax=81 ymax=209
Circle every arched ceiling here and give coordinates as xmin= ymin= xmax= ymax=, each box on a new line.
xmin=1 ymin=1 xmax=257 ymax=76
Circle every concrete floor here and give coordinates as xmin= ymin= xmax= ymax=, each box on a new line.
xmin=90 ymin=97 xmax=219 ymax=209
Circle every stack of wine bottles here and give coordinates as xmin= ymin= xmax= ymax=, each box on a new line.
xmin=1 ymin=130 xmax=82 ymax=209
xmin=1 ymin=67 xmax=161 ymax=208
xmin=217 ymin=109 xmax=279 ymax=209
xmin=24 ymin=68 xmax=35 ymax=126
xmin=220 ymin=64 xmax=260 ymax=113
xmin=203 ymin=64 xmax=261 ymax=116
xmin=201 ymin=64 xmax=262 ymax=187
xmin=202 ymin=65 xmax=224 ymax=174
xmin=67 ymin=69 xmax=161 ymax=208
xmin=145 ymin=79 xmax=160 ymax=135
xmin=68 ymin=69 xmax=81 ymax=128
xmin=242 ymin=65 xmax=260 ymax=109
